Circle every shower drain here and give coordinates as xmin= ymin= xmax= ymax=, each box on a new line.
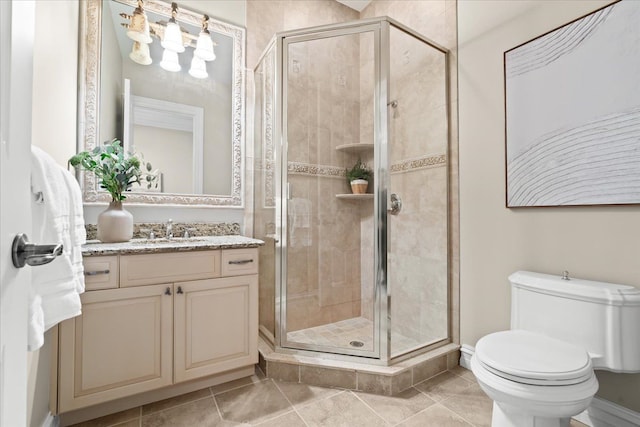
xmin=349 ymin=340 xmax=364 ymax=348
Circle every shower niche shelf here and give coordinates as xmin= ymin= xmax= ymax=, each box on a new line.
xmin=335 ymin=143 xmax=374 ymax=153
xmin=335 ymin=194 xmax=373 ymax=200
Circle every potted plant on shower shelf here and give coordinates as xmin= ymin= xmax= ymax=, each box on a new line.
xmin=69 ymin=138 xmax=158 ymax=243
xmin=346 ymin=158 xmax=371 ymax=194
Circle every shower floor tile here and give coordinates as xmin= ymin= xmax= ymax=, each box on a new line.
xmin=286 ymin=316 xmax=422 ymax=352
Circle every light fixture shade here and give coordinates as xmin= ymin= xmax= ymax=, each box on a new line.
xmin=126 ymin=7 xmax=152 ymax=44
xmin=160 ymin=49 xmax=181 ymax=72
xmin=129 ymin=41 xmax=152 ymax=65
xmin=194 ymin=31 xmax=216 ymax=61
xmin=161 ymin=21 xmax=185 ymax=53
xmin=189 ymin=56 xmax=208 ymax=79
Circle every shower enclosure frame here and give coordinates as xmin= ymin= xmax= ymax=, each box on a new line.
xmin=268 ymin=16 xmax=451 ymax=364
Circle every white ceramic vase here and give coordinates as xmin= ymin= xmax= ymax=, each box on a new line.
xmin=97 ymin=201 xmax=133 ymax=243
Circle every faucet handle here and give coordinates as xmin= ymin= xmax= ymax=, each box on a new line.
xmin=140 ymin=228 xmax=156 ymax=239
xmin=166 ymin=219 xmax=174 ymax=239
xmin=183 ymin=227 xmax=197 ymax=238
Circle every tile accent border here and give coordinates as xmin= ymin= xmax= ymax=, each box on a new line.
xmin=287 ymin=154 xmax=447 ymax=179
xmin=287 ymin=162 xmax=346 ymax=178
xmin=390 ymin=153 xmax=447 ymax=174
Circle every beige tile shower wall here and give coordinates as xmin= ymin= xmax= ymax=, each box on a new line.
xmin=359 ymin=1 xmax=457 ymax=350
xmin=247 ymin=0 xmax=359 ymax=69
xmin=248 ymin=0 xmax=361 ymax=339
xmin=286 ymin=32 xmax=364 ymax=332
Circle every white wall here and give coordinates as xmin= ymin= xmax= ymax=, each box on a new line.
xmin=29 ymin=2 xmax=79 ymax=425
xmin=458 ymin=0 xmax=640 ymax=412
xmin=31 ymin=0 xmax=79 ymax=170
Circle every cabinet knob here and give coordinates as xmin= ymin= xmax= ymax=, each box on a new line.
xmin=177 ymin=286 xmax=183 ymax=294
xmin=164 ymin=287 xmax=172 ymax=296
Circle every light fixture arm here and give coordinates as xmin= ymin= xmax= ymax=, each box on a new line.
xmin=170 ymin=2 xmax=179 ymax=23
xmin=201 ymin=15 xmax=210 ymax=34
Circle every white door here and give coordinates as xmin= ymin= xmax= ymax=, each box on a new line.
xmin=0 ymin=1 xmax=35 ymax=426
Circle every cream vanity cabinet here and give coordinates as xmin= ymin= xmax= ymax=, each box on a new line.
xmin=58 ymin=248 xmax=258 ymax=413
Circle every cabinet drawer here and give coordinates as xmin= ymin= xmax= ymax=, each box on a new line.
xmin=120 ymin=251 xmax=220 ymax=287
xmin=83 ymin=256 xmax=119 ymax=290
xmin=221 ymin=249 xmax=258 ymax=277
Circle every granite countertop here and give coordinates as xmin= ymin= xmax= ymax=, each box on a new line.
xmin=83 ymin=235 xmax=265 ymax=256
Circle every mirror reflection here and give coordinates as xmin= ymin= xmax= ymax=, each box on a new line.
xmin=101 ymin=0 xmax=232 ymax=195
xmin=79 ymin=0 xmax=244 ymax=206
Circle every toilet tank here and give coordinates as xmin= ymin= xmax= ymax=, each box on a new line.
xmin=509 ymin=271 xmax=640 ymax=373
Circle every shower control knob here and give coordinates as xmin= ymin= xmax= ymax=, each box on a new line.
xmin=388 ymin=193 xmax=402 ymax=215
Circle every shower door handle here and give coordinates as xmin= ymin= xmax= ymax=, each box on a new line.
xmin=388 ymin=193 xmax=402 ymax=215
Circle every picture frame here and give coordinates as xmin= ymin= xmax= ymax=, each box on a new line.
xmin=504 ymin=0 xmax=640 ymax=207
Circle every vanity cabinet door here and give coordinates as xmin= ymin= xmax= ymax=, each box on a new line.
xmin=173 ymin=275 xmax=258 ymax=383
xmin=58 ymin=284 xmax=173 ymax=412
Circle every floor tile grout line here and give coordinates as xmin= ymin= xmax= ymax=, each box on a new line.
xmin=102 ymin=407 xmax=142 ymax=427
xmin=399 ymin=402 xmax=473 ymax=427
xmin=140 ymin=395 xmax=215 ymax=419
xmin=209 ymin=385 xmax=225 ymax=421
xmin=349 ymin=390 xmax=394 ymax=426
xmin=210 ymin=376 xmax=270 ymax=397
xmin=270 ymin=379 xmax=312 ymax=427
xmin=439 ymin=391 xmax=488 ymax=427
xmin=230 ymin=379 xmax=296 ymax=426
xmin=438 ymin=400 xmax=478 ymax=427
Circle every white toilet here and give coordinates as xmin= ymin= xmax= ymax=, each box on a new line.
xmin=471 ymin=271 xmax=640 ymax=427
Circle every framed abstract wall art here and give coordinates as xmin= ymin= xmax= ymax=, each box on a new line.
xmin=504 ymin=0 xmax=640 ymax=207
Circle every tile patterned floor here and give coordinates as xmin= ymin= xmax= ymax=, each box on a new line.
xmin=70 ymin=365 xmax=590 ymax=427
xmin=286 ymin=317 xmax=422 ymax=353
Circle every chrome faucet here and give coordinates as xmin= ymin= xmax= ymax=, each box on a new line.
xmin=166 ymin=219 xmax=174 ymax=239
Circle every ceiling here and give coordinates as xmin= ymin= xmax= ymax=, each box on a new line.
xmin=335 ymin=0 xmax=372 ymax=12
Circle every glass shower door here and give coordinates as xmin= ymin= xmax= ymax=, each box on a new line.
xmin=386 ymin=24 xmax=450 ymax=358
xmin=279 ymin=25 xmax=381 ymax=357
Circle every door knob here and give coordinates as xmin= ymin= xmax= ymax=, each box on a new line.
xmin=11 ymin=233 xmax=63 ymax=268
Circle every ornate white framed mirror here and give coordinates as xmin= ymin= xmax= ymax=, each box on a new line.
xmin=78 ymin=0 xmax=245 ymax=206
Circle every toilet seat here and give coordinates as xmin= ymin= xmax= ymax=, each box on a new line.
xmin=475 ymin=330 xmax=593 ymax=386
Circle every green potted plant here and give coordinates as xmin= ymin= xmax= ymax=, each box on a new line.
xmin=346 ymin=158 xmax=371 ymax=194
xmin=69 ymin=138 xmax=157 ymax=242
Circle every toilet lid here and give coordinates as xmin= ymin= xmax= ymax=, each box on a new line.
xmin=475 ymin=330 xmax=593 ymax=386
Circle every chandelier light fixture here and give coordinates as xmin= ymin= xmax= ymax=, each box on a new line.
xmin=120 ymin=0 xmax=217 ymax=79
xmin=129 ymin=41 xmax=152 ymax=65
xmin=161 ymin=2 xmax=185 ymax=53
xmin=126 ymin=0 xmax=152 ymax=44
xmin=188 ymin=56 xmax=208 ymax=79
xmin=194 ymin=15 xmax=216 ymax=62
xmin=160 ymin=49 xmax=181 ymax=72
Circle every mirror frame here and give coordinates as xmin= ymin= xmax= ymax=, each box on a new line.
xmin=78 ymin=0 xmax=245 ymax=206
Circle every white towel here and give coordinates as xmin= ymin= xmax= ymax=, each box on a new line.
xmin=29 ymin=147 xmax=86 ymax=351
xmin=288 ymin=198 xmax=312 ymax=248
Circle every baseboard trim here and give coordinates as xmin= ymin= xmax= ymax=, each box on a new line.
xmin=458 ymin=343 xmax=640 ymax=427
xmin=582 ymin=397 xmax=640 ymax=427
xmin=459 ymin=344 xmax=474 ymax=370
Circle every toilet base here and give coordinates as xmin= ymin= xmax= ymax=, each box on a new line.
xmin=493 ymin=402 xmax=571 ymax=427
